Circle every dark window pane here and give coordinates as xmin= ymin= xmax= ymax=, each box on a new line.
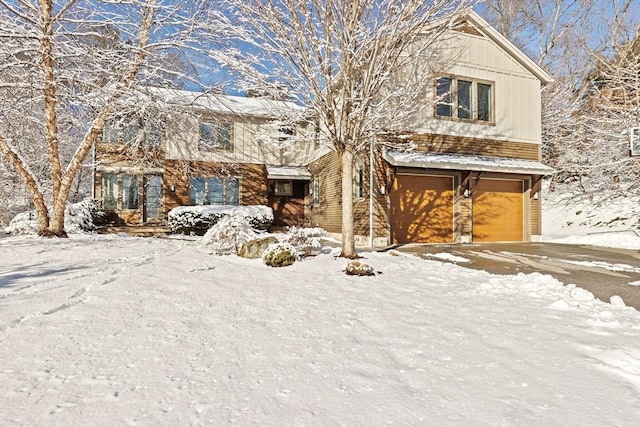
xmin=103 ymin=119 xmax=119 ymax=143
xmin=477 ymin=83 xmax=492 ymax=122
xmin=122 ymin=121 xmax=141 ymax=144
xmin=436 ymin=77 xmax=452 ymax=117
xmin=122 ymin=175 xmax=139 ymax=210
xmin=190 ymin=177 xmax=206 ymax=205
xmin=225 ymin=178 xmax=240 ymax=204
xmin=207 ymin=178 xmax=224 ymax=204
xmin=458 ymin=80 xmax=472 ymax=119
xmin=102 ymin=174 xmax=118 ymax=211
xmin=145 ymin=122 xmax=162 ymax=146
xmin=200 ymin=122 xmax=232 ymax=151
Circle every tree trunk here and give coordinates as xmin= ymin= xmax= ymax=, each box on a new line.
xmin=39 ymin=0 xmax=63 ymax=203
xmin=340 ymin=148 xmax=357 ymax=258
xmin=0 ymin=137 xmax=50 ymax=234
xmin=48 ymin=198 xmax=67 ymax=238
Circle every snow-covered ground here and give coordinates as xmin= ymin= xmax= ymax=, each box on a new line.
xmin=1 ymin=235 xmax=639 ymax=426
xmin=543 ymin=181 xmax=640 ymax=249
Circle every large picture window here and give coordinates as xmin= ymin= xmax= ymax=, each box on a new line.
xmin=189 ymin=177 xmax=240 ymax=205
xmin=435 ymin=76 xmax=493 ymax=123
xmin=200 ymin=121 xmax=232 ymax=151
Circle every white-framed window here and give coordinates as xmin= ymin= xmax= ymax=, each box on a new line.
xmin=274 ymin=180 xmax=293 ymax=196
xmin=102 ymin=117 xmax=162 ymax=146
xmin=122 ymin=174 xmax=139 ymax=210
xmin=200 ymin=121 xmax=232 ymax=151
xmin=189 ymin=177 xmax=240 ymax=205
xmin=101 ymin=174 xmax=118 ymax=211
xmin=436 ymin=76 xmax=494 ymax=123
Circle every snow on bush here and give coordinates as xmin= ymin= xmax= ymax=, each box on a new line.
xmin=168 ymin=205 xmax=273 ymax=235
xmin=262 ymin=242 xmax=298 ymax=267
xmin=201 ymin=214 xmax=261 ymax=255
xmin=4 ymin=198 xmax=104 ymax=235
xmin=278 ymin=226 xmax=327 ymax=257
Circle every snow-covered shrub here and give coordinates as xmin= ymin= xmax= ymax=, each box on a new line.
xmin=279 ymin=226 xmax=327 ymax=257
xmin=201 ymin=214 xmax=260 ymax=255
xmin=345 ymin=260 xmax=375 ymax=276
xmin=168 ymin=205 xmax=273 ymax=235
xmin=4 ymin=198 xmax=103 ymax=235
xmin=262 ymin=242 xmax=298 ymax=267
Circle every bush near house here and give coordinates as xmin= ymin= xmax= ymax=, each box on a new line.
xmin=201 ymin=214 xmax=262 ymax=256
xmin=262 ymin=242 xmax=298 ymax=267
xmin=4 ymin=198 xmax=105 ymax=235
xmin=279 ymin=226 xmax=328 ymax=257
xmin=168 ymin=205 xmax=273 ymax=235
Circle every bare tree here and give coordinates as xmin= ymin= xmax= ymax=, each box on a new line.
xmin=215 ymin=0 xmax=475 ymax=257
xmin=0 ymin=0 xmax=222 ymax=236
xmin=574 ymin=0 xmax=640 ymax=195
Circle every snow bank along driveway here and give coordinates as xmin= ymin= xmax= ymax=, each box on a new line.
xmin=1 ymin=236 xmax=640 ymax=426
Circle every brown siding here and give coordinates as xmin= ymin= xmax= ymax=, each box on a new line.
xmin=386 ymin=133 xmax=541 ymax=161
xmin=164 ymin=160 xmax=268 ymax=213
xmin=307 ymin=152 xmax=342 ymax=233
xmin=308 ymin=148 xmax=389 ymax=239
xmin=353 ymin=148 xmax=389 ymax=238
xmin=95 ymin=143 xmax=165 ymax=167
xmin=531 ymin=194 xmax=541 ymax=235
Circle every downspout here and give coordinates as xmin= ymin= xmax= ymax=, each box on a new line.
xmin=368 ymin=138 xmax=374 ymax=248
xmin=91 ymin=140 xmax=96 ymax=199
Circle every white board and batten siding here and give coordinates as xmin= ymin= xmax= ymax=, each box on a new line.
xmin=163 ymin=114 xmax=319 ymax=167
xmin=407 ymin=28 xmax=545 ymax=146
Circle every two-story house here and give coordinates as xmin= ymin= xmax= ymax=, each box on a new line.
xmin=93 ymin=89 xmax=318 ymax=227
xmin=95 ymin=10 xmax=553 ymax=245
xmin=306 ymin=10 xmax=553 ymax=245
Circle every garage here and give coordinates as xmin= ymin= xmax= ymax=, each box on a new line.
xmin=472 ymin=179 xmax=524 ymax=242
xmin=390 ymin=174 xmax=454 ymax=244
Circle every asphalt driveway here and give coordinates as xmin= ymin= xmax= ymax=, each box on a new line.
xmin=389 ymin=242 xmax=640 ymax=310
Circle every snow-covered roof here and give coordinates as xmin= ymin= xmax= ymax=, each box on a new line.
xmin=145 ymin=87 xmax=303 ymax=118
xmin=266 ymin=165 xmax=312 ymax=180
xmin=383 ymin=149 xmax=555 ymax=175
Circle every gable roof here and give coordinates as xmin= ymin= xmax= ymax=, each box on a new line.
xmin=457 ymin=10 xmax=553 ymax=84
xmin=144 ymin=87 xmax=303 ymax=119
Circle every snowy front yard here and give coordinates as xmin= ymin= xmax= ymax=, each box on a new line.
xmin=1 ymin=236 xmax=639 ymax=426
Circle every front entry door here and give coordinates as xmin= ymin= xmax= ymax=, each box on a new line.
xmin=143 ymin=175 xmax=163 ymax=223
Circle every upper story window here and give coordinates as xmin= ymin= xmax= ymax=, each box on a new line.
xmin=435 ymin=76 xmax=494 ymax=124
xmin=200 ymin=121 xmax=232 ymax=151
xmin=102 ymin=117 xmax=162 ymax=146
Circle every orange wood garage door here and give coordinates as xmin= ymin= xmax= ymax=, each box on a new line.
xmin=391 ymin=175 xmax=454 ymax=244
xmin=472 ymin=179 xmax=523 ymax=242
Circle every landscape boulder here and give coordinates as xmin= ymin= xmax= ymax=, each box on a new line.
xmin=238 ymin=236 xmax=278 ymax=259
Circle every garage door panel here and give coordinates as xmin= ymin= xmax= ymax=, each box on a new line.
xmin=391 ymin=175 xmax=454 ymax=244
xmin=472 ymin=179 xmax=523 ymax=242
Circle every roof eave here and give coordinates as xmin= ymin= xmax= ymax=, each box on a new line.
xmin=382 ymin=151 xmax=555 ymax=176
